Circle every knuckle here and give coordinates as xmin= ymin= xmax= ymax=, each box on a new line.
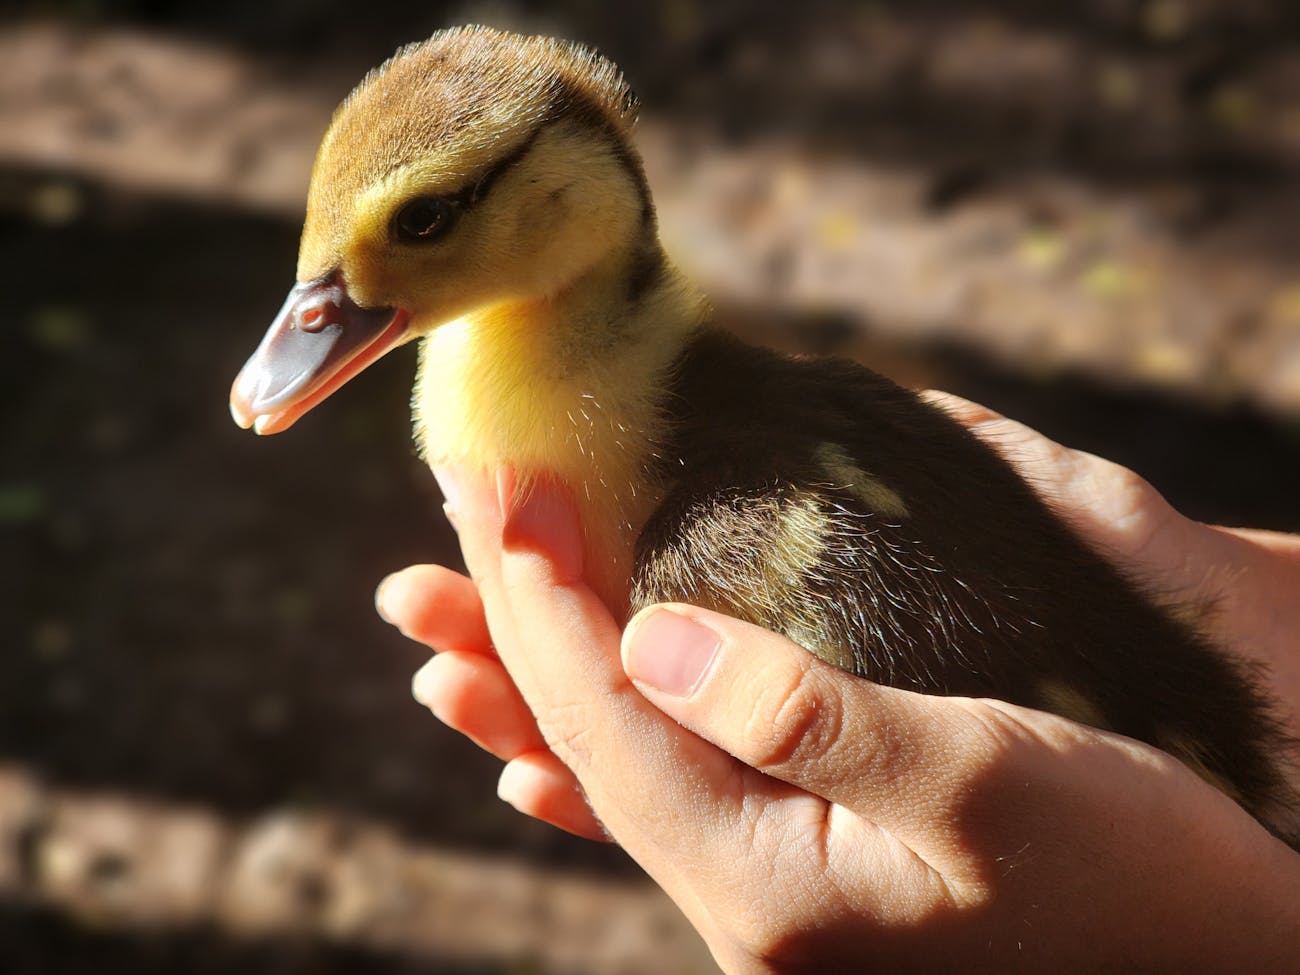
xmin=1111 ymin=467 xmax=1164 ymax=517
xmin=952 ymin=699 xmax=1036 ymax=770
xmin=941 ymin=699 xmax=1121 ymax=872
xmin=934 ymin=698 xmax=1048 ymax=830
xmin=1108 ymin=461 xmax=1157 ymax=499
xmin=743 ymin=663 xmax=844 ymax=772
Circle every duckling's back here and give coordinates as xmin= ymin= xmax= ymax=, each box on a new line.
xmin=631 ymin=328 xmax=1298 ymax=847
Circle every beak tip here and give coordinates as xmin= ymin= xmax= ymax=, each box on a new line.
xmin=229 ymin=372 xmax=271 ymax=432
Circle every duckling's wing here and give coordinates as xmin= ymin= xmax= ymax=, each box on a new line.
xmin=632 ymin=327 xmax=1054 ymax=698
xmin=630 ymin=328 xmax=1293 ymax=836
xmin=630 ymin=449 xmax=1024 ymax=697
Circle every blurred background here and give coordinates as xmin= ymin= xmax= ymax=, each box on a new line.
xmin=4 ymin=1 xmax=1300 ymax=971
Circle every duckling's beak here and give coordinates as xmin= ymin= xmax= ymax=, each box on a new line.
xmin=230 ymin=272 xmax=411 ymax=435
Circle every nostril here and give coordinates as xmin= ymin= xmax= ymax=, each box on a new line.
xmin=300 ymin=304 xmax=335 ymax=333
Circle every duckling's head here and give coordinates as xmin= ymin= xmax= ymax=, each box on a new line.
xmin=231 ymin=26 xmax=651 ymax=434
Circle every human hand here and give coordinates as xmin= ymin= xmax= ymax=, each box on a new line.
xmin=378 ymin=438 xmax=1300 ymax=971
xmin=923 ymin=392 xmax=1300 ymax=739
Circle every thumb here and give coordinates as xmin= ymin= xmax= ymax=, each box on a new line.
xmin=620 ymin=603 xmax=1035 ymax=852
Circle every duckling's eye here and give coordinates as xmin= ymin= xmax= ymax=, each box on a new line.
xmin=393 ymin=197 xmax=454 ymax=243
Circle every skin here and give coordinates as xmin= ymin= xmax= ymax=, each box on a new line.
xmin=376 ymin=394 xmax=1300 ymax=973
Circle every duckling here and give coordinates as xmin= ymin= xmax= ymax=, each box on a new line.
xmin=230 ymin=26 xmax=1298 ymax=847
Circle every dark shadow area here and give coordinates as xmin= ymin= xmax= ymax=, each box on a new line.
xmin=0 ymin=900 xmax=494 ymax=974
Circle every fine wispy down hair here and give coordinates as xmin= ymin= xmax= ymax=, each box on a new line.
xmin=313 ymin=26 xmax=637 ymax=197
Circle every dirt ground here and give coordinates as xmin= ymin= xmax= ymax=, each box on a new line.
xmin=4 ymin=3 xmax=1300 ymax=972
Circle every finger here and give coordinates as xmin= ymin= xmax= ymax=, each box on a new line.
xmin=377 ymin=564 xmax=494 ymax=656
xmin=492 ymin=477 xmax=725 ymax=777
xmin=432 ymin=464 xmax=507 ymax=588
xmin=920 ymin=389 xmax=1082 ymax=473
xmin=922 ymin=392 xmax=1189 ymax=566
xmin=968 ymin=423 xmax=1186 ymax=569
xmin=620 ymin=603 xmax=1007 ymax=848
xmin=412 ymin=651 xmax=546 ymax=761
xmin=466 ymin=473 xmax=783 ymax=849
xmin=919 ymin=389 xmax=1005 ymax=427
xmin=498 ymin=751 xmax=610 ymax=842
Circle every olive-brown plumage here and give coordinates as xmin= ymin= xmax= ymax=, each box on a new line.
xmin=232 ymin=26 xmax=1299 ymax=849
xmin=634 ymin=330 xmax=1293 ymax=836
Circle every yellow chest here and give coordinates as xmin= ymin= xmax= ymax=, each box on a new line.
xmin=412 ymin=313 xmax=670 ymax=614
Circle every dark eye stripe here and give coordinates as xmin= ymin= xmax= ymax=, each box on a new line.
xmin=389 ymin=130 xmax=541 ymax=245
xmin=456 ymin=127 xmax=543 ymax=207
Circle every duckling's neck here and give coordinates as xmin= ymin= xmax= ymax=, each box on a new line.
xmin=413 ymin=245 xmax=705 ymax=612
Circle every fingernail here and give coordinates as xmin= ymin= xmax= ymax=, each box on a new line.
xmin=410 ymin=660 xmax=436 ymax=707
xmin=375 ymin=574 xmax=397 ymax=624
xmin=499 ymin=474 xmax=583 ymax=580
xmin=496 ymin=758 xmax=531 ymax=811
xmin=442 ymin=501 xmax=459 ymax=533
xmin=623 ymin=609 xmax=721 ymax=698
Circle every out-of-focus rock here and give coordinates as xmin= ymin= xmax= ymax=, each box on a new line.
xmin=35 ymin=792 xmax=227 ymax=927
xmin=0 ymin=766 xmax=44 ymax=893
xmin=0 ymin=776 xmax=717 ymax=972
